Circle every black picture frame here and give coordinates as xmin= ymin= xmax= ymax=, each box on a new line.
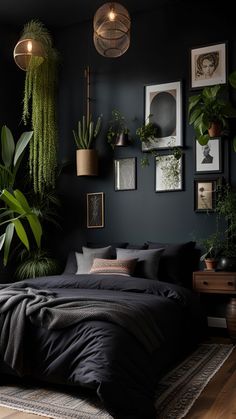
xmin=190 ymin=42 xmax=227 ymax=90
xmin=114 ymin=157 xmax=137 ymax=191
xmin=155 ymin=152 xmax=184 ymax=192
xmin=195 ymin=138 xmax=222 ymax=174
xmin=194 ymin=179 xmax=217 ymax=212
xmin=87 ymin=192 xmax=104 ymax=228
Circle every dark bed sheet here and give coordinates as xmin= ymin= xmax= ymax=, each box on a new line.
xmin=0 ymin=274 xmax=205 ymax=419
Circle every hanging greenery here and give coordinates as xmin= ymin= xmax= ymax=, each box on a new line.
xmin=20 ymin=20 xmax=58 ymax=195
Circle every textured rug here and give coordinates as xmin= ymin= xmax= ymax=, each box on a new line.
xmin=0 ymin=343 xmax=233 ymax=419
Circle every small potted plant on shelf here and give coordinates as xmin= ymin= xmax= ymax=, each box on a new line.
xmin=73 ymin=114 xmax=102 ymax=176
xmin=136 ymin=115 xmax=158 ymax=167
xmin=107 ymin=109 xmax=130 ymax=149
xmin=188 ymin=84 xmax=236 ymax=146
xmin=199 ymin=233 xmax=221 ymax=270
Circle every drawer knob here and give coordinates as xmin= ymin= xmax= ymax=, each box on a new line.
xmin=203 ymin=281 xmax=208 ymax=285
xmin=228 ymin=281 xmax=233 ymax=286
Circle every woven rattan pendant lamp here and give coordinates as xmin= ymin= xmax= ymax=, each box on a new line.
xmin=13 ymin=38 xmax=45 ymax=71
xmin=93 ymin=2 xmax=131 ymax=58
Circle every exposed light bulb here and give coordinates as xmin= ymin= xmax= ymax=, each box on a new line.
xmin=27 ymin=40 xmax=33 ymax=53
xmin=108 ymin=8 xmax=116 ymax=21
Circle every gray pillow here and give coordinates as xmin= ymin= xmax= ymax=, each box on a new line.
xmin=76 ymin=246 xmax=113 ymax=274
xmin=116 ymin=248 xmax=164 ymax=280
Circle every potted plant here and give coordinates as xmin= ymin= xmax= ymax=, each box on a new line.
xmin=107 ymin=109 xmax=130 ymax=149
xmin=199 ymin=233 xmax=221 ymax=270
xmin=73 ymin=114 xmax=102 ymax=176
xmin=215 ymin=184 xmax=236 ymax=270
xmin=136 ymin=115 xmax=158 ymax=167
xmin=188 ymin=84 xmax=236 ymax=146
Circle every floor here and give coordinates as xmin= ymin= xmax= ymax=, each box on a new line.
xmin=0 ymin=337 xmax=235 ymax=418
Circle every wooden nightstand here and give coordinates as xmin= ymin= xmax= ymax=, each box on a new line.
xmin=193 ymin=270 xmax=236 ymax=341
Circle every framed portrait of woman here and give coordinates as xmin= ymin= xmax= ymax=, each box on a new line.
xmin=190 ymin=42 xmax=227 ymax=89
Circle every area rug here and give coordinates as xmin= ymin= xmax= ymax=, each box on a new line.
xmin=0 ymin=343 xmax=233 ymax=419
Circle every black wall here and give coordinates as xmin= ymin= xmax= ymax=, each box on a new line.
xmin=55 ymin=2 xmax=236 ymax=256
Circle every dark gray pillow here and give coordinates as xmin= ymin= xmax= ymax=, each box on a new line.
xmin=63 ymin=251 xmax=77 ymax=274
xmin=76 ymin=246 xmax=113 ymax=274
xmin=116 ymin=248 xmax=164 ymax=280
xmin=86 ymin=242 xmax=128 ymax=258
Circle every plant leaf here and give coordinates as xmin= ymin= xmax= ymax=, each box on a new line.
xmin=27 ymin=214 xmax=42 ymax=248
xmin=197 ymin=135 xmax=209 ymax=146
xmin=13 ymin=131 xmax=33 ymax=167
xmin=0 ymin=233 xmax=6 ymax=251
xmin=3 ymin=223 xmax=14 ymax=266
xmin=13 ymin=218 xmax=29 ymax=250
xmin=1 ymin=125 xmax=15 ymax=168
xmin=0 ymin=189 xmax=25 ymax=214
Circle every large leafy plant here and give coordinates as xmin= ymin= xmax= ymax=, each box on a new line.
xmin=0 ymin=189 xmax=42 ymax=266
xmin=188 ymin=85 xmax=236 ymax=146
xmin=0 ymin=125 xmax=33 ymax=190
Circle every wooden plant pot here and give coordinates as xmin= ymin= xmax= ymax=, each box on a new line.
xmin=204 ymin=258 xmax=217 ymax=270
xmin=76 ymin=149 xmax=98 ymax=176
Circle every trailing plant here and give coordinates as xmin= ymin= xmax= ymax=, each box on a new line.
xmin=20 ymin=20 xmax=58 ymax=194
xmin=0 ymin=125 xmax=33 ymax=190
xmin=73 ymin=114 xmax=102 ymax=149
xmin=188 ymin=84 xmax=236 ymax=146
xmin=0 ymin=189 xmax=42 ymax=266
xmin=15 ymin=248 xmax=59 ymax=280
xmin=107 ymin=109 xmax=130 ymax=149
xmin=199 ymin=233 xmax=221 ymax=261
xmin=136 ymin=115 xmax=158 ymax=167
xmin=215 ymin=184 xmax=236 ymax=256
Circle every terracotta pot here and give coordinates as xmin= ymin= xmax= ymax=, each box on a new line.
xmin=204 ymin=258 xmax=217 ymax=270
xmin=208 ymin=121 xmax=222 ymax=138
xmin=76 ymin=149 xmax=98 ymax=176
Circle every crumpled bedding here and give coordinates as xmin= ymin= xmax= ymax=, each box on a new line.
xmin=0 ymin=274 xmax=205 ymax=419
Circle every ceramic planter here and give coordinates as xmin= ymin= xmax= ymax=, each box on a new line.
xmin=76 ymin=149 xmax=98 ymax=176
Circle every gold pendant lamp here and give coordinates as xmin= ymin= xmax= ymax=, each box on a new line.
xmin=13 ymin=38 xmax=46 ymax=71
xmin=93 ymin=2 xmax=131 ymax=58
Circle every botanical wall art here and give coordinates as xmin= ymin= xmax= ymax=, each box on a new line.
xmin=190 ymin=42 xmax=226 ymax=89
xmin=194 ymin=179 xmax=217 ymax=212
xmin=114 ymin=158 xmax=136 ymax=191
xmin=143 ymin=81 xmax=182 ymax=150
xmin=87 ymin=192 xmax=104 ymax=228
xmin=195 ymin=138 xmax=222 ymax=173
xmin=155 ymin=152 xmax=183 ymax=192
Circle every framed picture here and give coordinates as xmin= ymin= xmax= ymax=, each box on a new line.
xmin=143 ymin=81 xmax=182 ymax=150
xmin=195 ymin=138 xmax=222 ymax=173
xmin=190 ymin=42 xmax=226 ymax=89
xmin=155 ymin=152 xmax=183 ymax=192
xmin=194 ymin=179 xmax=217 ymax=212
xmin=87 ymin=192 xmax=104 ymax=228
xmin=114 ymin=157 xmax=137 ymax=191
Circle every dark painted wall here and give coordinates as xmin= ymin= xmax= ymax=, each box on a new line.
xmin=55 ymin=2 xmax=236 ymax=257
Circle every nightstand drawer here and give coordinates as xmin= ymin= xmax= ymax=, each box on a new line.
xmin=193 ymin=272 xmax=236 ymax=293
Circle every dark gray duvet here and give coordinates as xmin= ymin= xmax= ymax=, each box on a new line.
xmin=0 ymin=274 xmax=205 ymax=418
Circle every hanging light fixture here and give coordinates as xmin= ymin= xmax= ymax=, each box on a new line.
xmin=93 ymin=2 xmax=131 ymax=58
xmin=13 ymin=38 xmax=46 ymax=71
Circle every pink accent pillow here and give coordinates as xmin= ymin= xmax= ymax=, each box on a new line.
xmin=89 ymin=258 xmax=137 ymax=276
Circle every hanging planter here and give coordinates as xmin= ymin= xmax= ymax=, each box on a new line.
xmin=76 ymin=149 xmax=98 ymax=176
xmin=14 ymin=20 xmax=58 ymax=195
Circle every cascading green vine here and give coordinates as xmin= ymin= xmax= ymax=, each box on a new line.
xmin=21 ymin=20 xmax=58 ymax=195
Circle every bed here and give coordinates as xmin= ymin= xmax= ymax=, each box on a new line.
xmin=0 ymin=243 xmax=205 ymax=419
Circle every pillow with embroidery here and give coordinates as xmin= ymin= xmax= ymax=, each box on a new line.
xmin=89 ymin=258 xmax=137 ymax=276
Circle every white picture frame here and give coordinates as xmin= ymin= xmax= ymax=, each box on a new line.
xmin=143 ymin=81 xmax=182 ymax=150
xmin=190 ymin=42 xmax=226 ymax=89
xmin=195 ymin=138 xmax=222 ymax=173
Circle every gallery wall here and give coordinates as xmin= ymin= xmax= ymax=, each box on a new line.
xmin=54 ymin=2 xmax=236 ymax=257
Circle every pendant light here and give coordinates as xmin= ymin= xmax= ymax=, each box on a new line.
xmin=13 ymin=38 xmax=45 ymax=71
xmin=93 ymin=2 xmax=131 ymax=58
